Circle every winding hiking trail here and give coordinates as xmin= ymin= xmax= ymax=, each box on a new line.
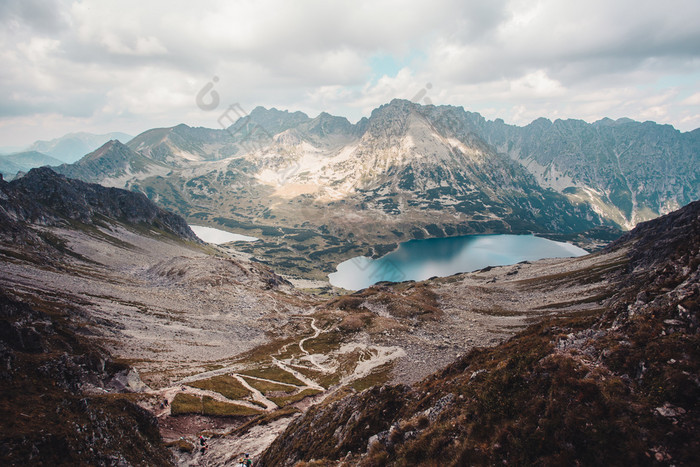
xmin=153 ymin=317 xmax=329 ymax=415
xmin=155 ymin=315 xmax=406 ymax=413
xmin=297 ymin=317 xmax=334 ymax=373
xmin=232 ymin=375 xmax=278 ymax=410
xmin=152 ymin=385 xmax=263 ymax=418
xmin=271 ymin=357 xmax=325 ymax=391
xmin=155 ymin=313 xmax=409 ymax=466
xmin=298 ymin=317 xmax=322 ymax=354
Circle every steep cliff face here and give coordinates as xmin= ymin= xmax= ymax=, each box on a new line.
xmin=0 ymin=292 xmax=174 ymax=466
xmin=260 ymin=201 xmax=700 ymax=466
xmin=467 ymin=114 xmax=700 ymax=228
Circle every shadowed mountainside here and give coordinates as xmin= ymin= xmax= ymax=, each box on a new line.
xmin=1 ymin=167 xmax=197 ymax=243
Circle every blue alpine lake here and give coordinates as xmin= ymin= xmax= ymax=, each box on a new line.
xmin=328 ymin=234 xmax=588 ymax=291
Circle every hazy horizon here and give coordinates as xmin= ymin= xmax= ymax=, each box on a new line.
xmin=2 ymin=0 xmax=699 ymax=147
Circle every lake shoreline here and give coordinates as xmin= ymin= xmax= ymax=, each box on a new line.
xmin=329 ymin=233 xmax=589 ymax=291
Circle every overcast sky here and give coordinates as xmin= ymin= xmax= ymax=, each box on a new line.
xmin=1 ymin=0 xmax=699 ymax=147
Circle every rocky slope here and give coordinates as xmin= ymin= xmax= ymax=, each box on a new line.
xmin=0 ymin=169 xmax=311 ymax=464
xmin=260 ymin=200 xmax=699 ymax=466
xmin=462 ymin=113 xmax=700 ymax=228
xmin=0 ymin=291 xmax=174 ymax=466
xmin=0 ymin=168 xmax=299 ymax=382
xmin=1 ymin=167 xmax=197 ymax=243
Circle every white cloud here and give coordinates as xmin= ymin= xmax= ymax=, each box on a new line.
xmin=0 ymin=0 xmax=699 ymax=146
xmin=681 ymin=92 xmax=700 ymax=106
xmin=509 ymin=70 xmax=566 ymax=99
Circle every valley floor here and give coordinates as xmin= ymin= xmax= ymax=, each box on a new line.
xmin=0 ymin=215 xmax=630 ymax=465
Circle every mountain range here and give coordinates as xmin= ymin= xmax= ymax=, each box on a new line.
xmin=52 ymin=101 xmax=699 ymax=230
xmin=0 ymin=151 xmax=64 ymax=180
xmin=47 ymin=100 xmax=698 ymax=280
xmin=26 ymin=131 xmax=133 ymax=164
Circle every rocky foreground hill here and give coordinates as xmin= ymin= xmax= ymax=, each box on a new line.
xmin=260 ymin=200 xmax=699 ymax=466
xmin=0 ymin=169 xmax=301 ymax=465
xmin=0 ymin=168 xmax=697 ymax=465
xmin=0 ymin=168 xmax=206 ymax=465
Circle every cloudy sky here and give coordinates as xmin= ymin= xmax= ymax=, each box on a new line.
xmin=1 ymin=0 xmax=700 ymax=147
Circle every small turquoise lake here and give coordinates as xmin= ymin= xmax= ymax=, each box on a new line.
xmin=328 ymin=234 xmax=588 ymax=291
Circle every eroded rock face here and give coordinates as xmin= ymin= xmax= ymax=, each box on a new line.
xmin=0 ymin=293 xmax=174 ymax=466
xmin=259 ymin=385 xmax=410 ymax=467
xmin=1 ymin=166 xmax=197 ymax=242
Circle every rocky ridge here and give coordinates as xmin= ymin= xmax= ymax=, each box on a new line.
xmin=1 ymin=167 xmax=197 ymax=243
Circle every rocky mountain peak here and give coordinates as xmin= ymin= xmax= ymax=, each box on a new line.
xmin=363 ymin=99 xmax=426 ymax=139
xmin=302 ymin=112 xmax=355 ymax=139
xmin=246 ymin=106 xmax=311 ymax=134
xmin=83 ymin=139 xmax=128 ymax=160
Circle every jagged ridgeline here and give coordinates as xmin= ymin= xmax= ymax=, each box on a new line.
xmin=48 ymin=100 xmax=698 ymax=279
xmin=1 ymin=167 xmax=198 ymax=244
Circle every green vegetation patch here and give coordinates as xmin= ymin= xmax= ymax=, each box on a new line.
xmin=302 ymin=330 xmax=343 ymax=355
xmin=170 ymin=393 xmax=202 ymax=415
xmin=170 ymin=393 xmax=262 ymax=417
xmin=242 ymin=377 xmax=297 ymax=394
xmin=268 ymin=388 xmax=323 ymax=407
xmin=239 ymin=365 xmax=306 ymax=386
xmin=202 ymin=396 xmax=261 ymax=417
xmin=350 ymin=362 xmax=395 ymax=392
xmin=187 ymin=374 xmax=251 ymax=400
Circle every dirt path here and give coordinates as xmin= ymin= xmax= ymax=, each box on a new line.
xmin=232 ymin=374 xmax=278 ymax=410
xmin=151 ymin=384 xmax=264 ymax=418
xmin=237 ymin=374 xmax=300 ymax=388
xmin=298 ymin=317 xmax=321 ymax=355
xmin=297 ymin=317 xmax=334 ymax=373
xmin=272 ymin=357 xmax=325 ymax=391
